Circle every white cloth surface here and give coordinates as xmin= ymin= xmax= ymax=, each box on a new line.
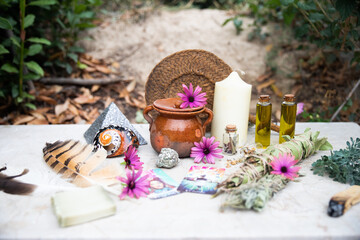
xmin=0 ymin=123 xmax=359 ymax=239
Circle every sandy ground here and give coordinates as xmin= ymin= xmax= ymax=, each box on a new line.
xmin=82 ymin=9 xmax=267 ymax=86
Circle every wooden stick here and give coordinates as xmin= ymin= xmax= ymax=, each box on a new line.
xmin=249 ymin=114 xmax=280 ymax=133
xmin=330 ymin=78 xmax=360 ymax=122
xmin=328 ymin=185 xmax=360 ymax=217
xmin=39 ymin=77 xmax=128 ymax=86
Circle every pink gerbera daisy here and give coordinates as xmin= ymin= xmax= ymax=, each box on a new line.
xmin=190 ymin=136 xmax=223 ymax=164
xmin=117 ymin=169 xmax=150 ymax=199
xmin=124 ymin=145 xmax=143 ymax=170
xmin=270 ymin=153 xmax=301 ymax=180
xmin=177 ymin=83 xmax=207 ymax=109
xmin=297 ymin=102 xmax=304 ymax=116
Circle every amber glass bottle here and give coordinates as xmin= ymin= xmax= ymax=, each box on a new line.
xmin=279 ymin=94 xmax=297 ymax=143
xmin=255 ymin=95 xmax=272 ymax=148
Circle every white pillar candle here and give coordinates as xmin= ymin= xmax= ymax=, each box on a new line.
xmin=211 ymin=71 xmax=252 ymax=146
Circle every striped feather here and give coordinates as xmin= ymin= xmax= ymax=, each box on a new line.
xmin=43 ymin=140 xmax=121 ymax=188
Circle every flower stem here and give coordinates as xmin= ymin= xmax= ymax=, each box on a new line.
xmin=19 ymin=0 xmax=26 ymax=99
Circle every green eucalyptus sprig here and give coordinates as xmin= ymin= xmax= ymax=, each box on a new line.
xmin=312 ymin=137 xmax=360 ymax=185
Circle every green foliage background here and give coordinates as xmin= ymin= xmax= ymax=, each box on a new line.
xmin=225 ymin=0 xmax=360 ymax=64
xmin=0 ymin=0 xmax=102 ymax=109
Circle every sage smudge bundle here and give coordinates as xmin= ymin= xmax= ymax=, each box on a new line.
xmin=216 ymin=129 xmax=333 ymax=211
xmin=220 ymin=174 xmax=288 ymax=212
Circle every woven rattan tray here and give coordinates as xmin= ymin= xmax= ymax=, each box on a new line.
xmin=145 ymin=49 xmax=232 ymax=110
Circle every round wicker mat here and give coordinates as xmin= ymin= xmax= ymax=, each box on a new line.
xmin=145 ymin=49 xmax=232 ymax=110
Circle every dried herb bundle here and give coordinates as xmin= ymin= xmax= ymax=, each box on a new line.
xmin=219 ymin=129 xmax=333 ymax=212
xmin=217 ymin=129 xmax=332 ymax=194
xmin=312 ymin=137 xmax=360 ymax=185
xmin=221 ymin=174 xmax=288 ymax=212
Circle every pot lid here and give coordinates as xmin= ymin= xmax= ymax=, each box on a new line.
xmin=153 ymin=98 xmax=203 ymax=112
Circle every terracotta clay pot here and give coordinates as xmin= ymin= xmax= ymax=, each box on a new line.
xmin=143 ymin=98 xmax=213 ymax=158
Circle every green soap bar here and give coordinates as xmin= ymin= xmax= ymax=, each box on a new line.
xmin=52 ymin=185 xmax=116 ymax=227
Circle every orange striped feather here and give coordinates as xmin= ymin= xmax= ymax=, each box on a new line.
xmin=43 ymin=140 xmax=121 ymax=187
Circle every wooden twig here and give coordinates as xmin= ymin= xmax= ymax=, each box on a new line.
xmin=249 ymin=114 xmax=280 ymax=133
xmin=330 ymin=78 xmax=360 ymax=122
xmin=39 ymin=77 xmax=128 ymax=86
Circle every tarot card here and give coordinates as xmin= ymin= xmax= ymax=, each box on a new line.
xmin=147 ymin=168 xmax=180 ymax=199
xmin=177 ymin=166 xmax=225 ymax=194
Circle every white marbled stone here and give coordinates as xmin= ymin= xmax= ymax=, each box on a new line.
xmin=0 ymin=123 xmax=359 ymax=239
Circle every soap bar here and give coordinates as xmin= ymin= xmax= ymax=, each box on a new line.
xmin=52 ymin=185 xmax=116 ymax=227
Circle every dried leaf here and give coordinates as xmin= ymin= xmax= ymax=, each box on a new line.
xmin=74 ymin=95 xmax=100 ymax=105
xmin=271 ymin=84 xmax=283 ymax=97
xmin=95 ymin=65 xmax=111 ymax=74
xmin=74 ymin=115 xmax=84 ymax=124
xmin=49 ymin=85 xmax=63 ymax=93
xmin=70 ymin=100 xmax=82 ymax=109
xmin=91 ymin=85 xmax=100 ymax=93
xmin=55 ymin=99 xmax=70 ymax=116
xmin=126 ymin=79 xmax=137 ymax=93
xmin=68 ymin=103 xmax=79 ymax=116
xmin=45 ymin=113 xmax=58 ymax=124
xmin=82 ymin=72 xmax=93 ymax=79
xmin=131 ymin=97 xmax=146 ymax=109
xmin=119 ymin=89 xmax=129 ymax=99
xmin=104 ymin=97 xmax=113 ymax=108
xmin=80 ymin=57 xmax=96 ymax=67
xmin=256 ymin=79 xmax=276 ymax=92
xmin=13 ymin=115 xmax=35 ymax=125
xmin=37 ymin=95 xmax=57 ymax=105
xmin=34 ymin=107 xmax=52 ymax=114
xmin=256 ymin=72 xmax=273 ymax=83
xmin=111 ymin=61 xmax=120 ymax=69
xmin=29 ymin=111 xmax=46 ymax=120
xmin=84 ymin=67 xmax=96 ymax=73
xmin=28 ymin=118 xmax=49 ymax=125
xmin=88 ymin=108 xmax=99 ymax=122
xmin=79 ymin=110 xmax=90 ymax=122
xmin=80 ymin=87 xmax=91 ymax=97
xmin=57 ymin=111 xmax=75 ymax=124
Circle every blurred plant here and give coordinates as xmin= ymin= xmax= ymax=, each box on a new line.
xmin=300 ymin=98 xmax=359 ymax=122
xmin=0 ymin=0 xmax=102 ymax=110
xmin=223 ymin=17 xmax=243 ymax=35
xmin=312 ymin=137 xmax=360 ymax=185
xmin=224 ymin=0 xmax=360 ymax=64
xmin=159 ymin=0 xmax=244 ymax=9
xmin=0 ymin=0 xmax=56 ymax=110
xmin=41 ymin=0 xmax=102 ymax=75
xmin=301 ymin=110 xmax=330 ymax=122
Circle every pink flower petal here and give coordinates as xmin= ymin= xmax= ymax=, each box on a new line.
xmin=270 ymin=153 xmax=300 ymax=180
xmin=194 ymin=85 xmax=202 ymax=95
xmin=119 ymin=190 xmax=128 ymax=200
xmin=206 ymin=155 xmax=215 ymax=164
xmin=297 ymin=102 xmax=304 ymax=116
xmin=193 ymin=156 xmax=203 ymax=163
xmin=180 ymin=102 xmax=189 ymax=109
xmin=188 ymin=83 xmax=193 ymax=93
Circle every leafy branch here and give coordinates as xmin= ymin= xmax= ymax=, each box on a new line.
xmin=312 ymin=137 xmax=360 ymax=185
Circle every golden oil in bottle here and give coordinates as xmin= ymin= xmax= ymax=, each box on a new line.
xmin=255 ymin=95 xmax=272 ymax=148
xmin=279 ymin=94 xmax=297 ymax=144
